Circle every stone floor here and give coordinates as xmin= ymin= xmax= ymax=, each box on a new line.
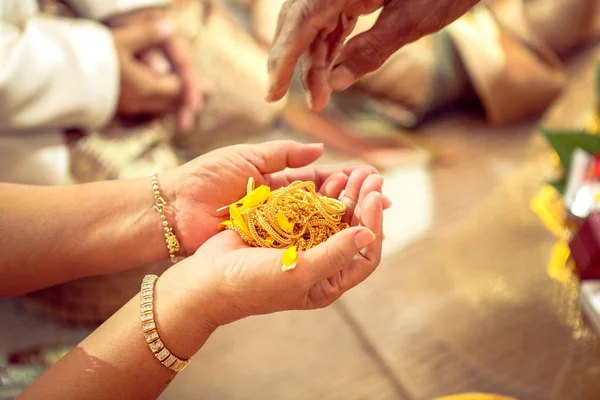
xmin=2 ymin=45 xmax=600 ymax=400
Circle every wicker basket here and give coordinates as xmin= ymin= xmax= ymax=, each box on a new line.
xmin=21 ymin=262 xmax=170 ymax=327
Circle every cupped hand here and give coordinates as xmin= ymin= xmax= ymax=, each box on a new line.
xmin=160 ymin=140 xmax=391 ymax=256
xmin=163 ymin=172 xmax=384 ymax=327
xmin=266 ymin=0 xmax=479 ymax=111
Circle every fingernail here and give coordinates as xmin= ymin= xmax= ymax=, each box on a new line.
xmin=149 ymin=55 xmax=171 ymax=74
xmin=306 ymin=92 xmax=313 ymax=110
xmin=383 ymin=194 xmax=393 ymax=208
xmin=355 ymin=228 xmax=376 ymax=249
xmin=307 ymin=143 xmax=324 ymax=151
xmin=156 ymin=20 xmax=175 ymax=37
xmin=329 ymin=65 xmax=355 ymax=91
xmin=265 ymin=76 xmax=276 ymax=102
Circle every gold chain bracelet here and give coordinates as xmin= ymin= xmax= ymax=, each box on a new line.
xmin=140 ymin=274 xmax=191 ymax=372
xmin=151 ymin=173 xmax=180 ymax=264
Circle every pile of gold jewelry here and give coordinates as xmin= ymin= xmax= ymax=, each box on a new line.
xmin=218 ymin=177 xmax=348 ymax=252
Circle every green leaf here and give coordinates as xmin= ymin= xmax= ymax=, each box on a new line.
xmin=543 ymin=129 xmax=600 ymax=170
xmin=548 ymin=178 xmax=566 ymax=195
xmin=596 ymin=63 xmax=600 ymax=111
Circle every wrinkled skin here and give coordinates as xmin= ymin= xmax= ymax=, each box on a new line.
xmin=266 ymin=0 xmax=480 ymax=111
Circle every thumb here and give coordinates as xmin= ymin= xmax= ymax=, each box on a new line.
xmin=241 ymin=141 xmax=325 ymax=175
xmin=117 ymin=19 xmax=175 ymax=52
xmin=300 ymin=226 xmax=376 ymax=282
xmin=328 ymin=7 xmax=401 ymax=92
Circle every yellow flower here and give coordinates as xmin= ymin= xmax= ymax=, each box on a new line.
xmin=238 ymin=185 xmax=271 ymax=211
xmin=281 ymin=246 xmax=298 ymax=272
xmin=277 ymin=211 xmax=295 ymax=233
xmin=229 ymin=204 xmax=251 ymax=237
xmin=218 ymin=220 xmax=232 ymax=230
xmin=219 ymin=181 xmax=271 ymax=235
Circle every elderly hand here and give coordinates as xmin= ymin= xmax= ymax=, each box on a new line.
xmin=107 ymin=10 xmax=201 ymax=132
xmin=160 ymin=167 xmax=384 ymax=327
xmin=266 ymin=0 xmax=479 ymax=111
xmin=159 ymin=140 xmax=392 ymax=257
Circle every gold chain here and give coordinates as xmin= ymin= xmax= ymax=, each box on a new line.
xmin=225 ymin=179 xmax=348 ymax=251
xmin=151 ymin=173 xmax=180 ymax=264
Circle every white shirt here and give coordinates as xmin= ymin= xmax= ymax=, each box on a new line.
xmin=0 ymin=0 xmax=167 ymax=184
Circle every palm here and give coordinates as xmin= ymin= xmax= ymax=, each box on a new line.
xmin=189 ymin=169 xmax=385 ymax=324
xmin=164 ymin=148 xmax=271 ymax=255
xmin=162 ymin=141 xmax=386 ymax=256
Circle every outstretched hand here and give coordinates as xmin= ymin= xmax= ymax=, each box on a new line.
xmin=266 ymin=0 xmax=479 ymax=111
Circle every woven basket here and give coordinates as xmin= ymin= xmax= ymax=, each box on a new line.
xmin=21 ymin=262 xmax=170 ymax=327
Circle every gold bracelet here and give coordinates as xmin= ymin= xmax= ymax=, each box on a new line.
xmin=151 ymin=172 xmax=180 ymax=264
xmin=140 ymin=274 xmax=191 ymax=372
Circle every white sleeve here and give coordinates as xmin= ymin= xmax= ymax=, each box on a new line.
xmin=66 ymin=0 xmax=170 ymax=21
xmin=0 ymin=17 xmax=119 ymax=131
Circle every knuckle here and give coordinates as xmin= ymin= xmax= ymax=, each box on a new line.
xmin=327 ymin=245 xmax=350 ymax=270
xmin=355 ymin=35 xmax=389 ymax=71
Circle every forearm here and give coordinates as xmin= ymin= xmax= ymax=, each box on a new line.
xmin=0 ymin=178 xmax=168 ymax=297
xmin=18 ymin=266 xmax=215 ymax=400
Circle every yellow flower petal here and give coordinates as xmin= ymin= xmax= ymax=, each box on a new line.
xmin=218 ymin=220 xmax=232 ymax=231
xmin=277 ymin=211 xmax=295 ymax=233
xmin=281 ymin=246 xmax=298 ymax=272
xmin=229 ymin=205 xmax=251 ymax=237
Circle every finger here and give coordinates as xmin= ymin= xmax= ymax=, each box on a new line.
xmin=300 ymin=37 xmax=331 ymax=111
xmin=328 ymin=5 xmax=401 ymax=91
xmin=243 ymin=141 xmax=325 ymax=175
xmin=163 ymin=36 xmax=201 ymax=131
xmin=382 ymin=194 xmax=393 ymax=210
xmin=341 ymin=168 xmax=373 ymax=223
xmin=117 ymin=19 xmax=175 ymax=52
xmin=340 ymin=191 xmax=383 ymax=291
xmin=264 ymin=164 xmax=378 ymax=190
xmin=303 ymin=14 xmax=356 ymax=111
xmin=319 ymin=172 xmax=348 ymax=199
xmin=299 ymin=226 xmax=376 ymax=282
xmin=141 ymin=49 xmax=172 ymax=74
xmin=351 ymin=174 xmax=383 ymax=226
xmin=127 ymin=65 xmax=182 ymax=113
xmin=266 ymin=0 xmax=346 ymax=102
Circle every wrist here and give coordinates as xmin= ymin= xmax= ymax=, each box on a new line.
xmin=153 ymin=262 xmax=218 ymax=359
xmin=119 ymin=178 xmax=171 ymax=264
xmin=154 ymin=170 xmax=186 ymax=257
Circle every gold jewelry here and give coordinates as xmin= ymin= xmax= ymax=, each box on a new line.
xmin=140 ymin=275 xmax=190 ymax=372
xmin=219 ymin=177 xmax=348 ymax=251
xmin=151 ymin=172 xmax=180 ymax=264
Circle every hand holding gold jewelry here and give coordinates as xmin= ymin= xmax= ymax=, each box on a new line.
xmin=158 ymin=165 xmax=386 ymax=327
xmin=157 ymin=140 xmax=392 ymax=258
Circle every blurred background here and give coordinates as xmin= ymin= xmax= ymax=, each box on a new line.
xmin=2 ymin=0 xmax=600 ymax=398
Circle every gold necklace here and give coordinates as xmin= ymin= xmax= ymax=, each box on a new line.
xmin=218 ymin=177 xmax=348 ymax=251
